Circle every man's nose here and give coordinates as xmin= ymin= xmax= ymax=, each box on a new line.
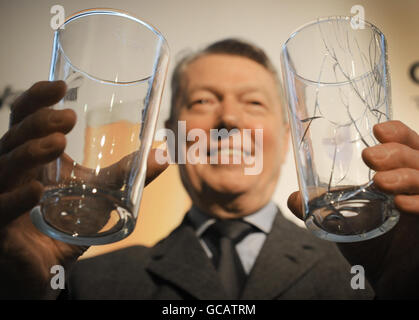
xmin=217 ymin=95 xmax=243 ymax=130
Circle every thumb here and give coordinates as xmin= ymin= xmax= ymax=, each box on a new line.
xmin=145 ymin=148 xmax=169 ymax=186
xmin=60 ymin=149 xmax=169 ymax=189
xmin=287 ymin=191 xmax=304 ymax=220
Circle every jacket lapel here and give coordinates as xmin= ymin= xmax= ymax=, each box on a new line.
xmin=146 ymin=219 xmax=228 ymax=300
xmin=146 ymin=209 xmax=324 ymax=300
xmin=241 ymin=209 xmax=323 ymax=299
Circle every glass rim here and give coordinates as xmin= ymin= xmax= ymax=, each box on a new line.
xmin=54 ymin=8 xmax=169 ymax=85
xmin=281 ymin=16 xmax=387 ymax=86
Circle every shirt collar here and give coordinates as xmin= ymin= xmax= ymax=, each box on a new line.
xmin=187 ymin=201 xmax=277 ymax=238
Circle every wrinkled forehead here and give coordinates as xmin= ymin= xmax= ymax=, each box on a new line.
xmin=183 ymin=53 xmax=279 ymax=91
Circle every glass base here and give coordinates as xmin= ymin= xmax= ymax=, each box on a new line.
xmin=305 ymin=208 xmax=399 ymax=242
xmin=305 ymin=185 xmax=400 ymax=242
xmin=30 ymin=205 xmax=135 ymax=246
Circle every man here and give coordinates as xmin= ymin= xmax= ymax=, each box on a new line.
xmin=0 ymin=39 xmax=418 ymax=299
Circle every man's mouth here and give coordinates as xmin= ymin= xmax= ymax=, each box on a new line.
xmin=207 ymin=147 xmax=252 ymax=158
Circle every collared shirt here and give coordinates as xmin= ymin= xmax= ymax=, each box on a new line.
xmin=187 ymin=201 xmax=277 ymax=275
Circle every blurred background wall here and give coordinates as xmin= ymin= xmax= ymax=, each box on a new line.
xmin=0 ymin=0 xmax=418 ymax=259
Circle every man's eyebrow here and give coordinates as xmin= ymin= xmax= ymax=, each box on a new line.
xmin=188 ymin=85 xmax=221 ymax=94
xmin=238 ymin=86 xmax=269 ymax=95
xmin=188 ymin=84 xmax=271 ymax=96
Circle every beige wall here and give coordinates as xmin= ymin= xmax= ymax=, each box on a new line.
xmin=0 ymin=0 xmax=418 ymax=258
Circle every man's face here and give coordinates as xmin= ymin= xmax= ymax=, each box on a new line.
xmin=169 ymin=54 xmax=289 ymax=217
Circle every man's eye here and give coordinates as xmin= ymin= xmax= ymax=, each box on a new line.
xmin=191 ymin=99 xmax=211 ymax=106
xmin=248 ymin=100 xmax=263 ymax=106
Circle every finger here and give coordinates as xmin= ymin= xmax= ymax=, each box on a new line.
xmin=145 ymin=149 xmax=169 ymax=186
xmin=362 ymin=142 xmax=419 ymax=171
xmin=99 ymin=149 xmax=169 ymax=187
xmin=10 ymin=81 xmax=67 ymax=126
xmin=374 ymin=168 xmax=419 ymax=195
xmin=58 ymin=148 xmax=169 ymax=189
xmin=0 ymin=180 xmax=43 ymax=226
xmin=0 ymin=108 xmax=76 ymax=155
xmin=287 ymin=191 xmax=304 ymax=220
xmin=373 ymin=120 xmax=419 ymax=150
xmin=394 ymin=195 xmax=419 ymax=214
xmin=0 ymin=133 xmax=66 ymax=190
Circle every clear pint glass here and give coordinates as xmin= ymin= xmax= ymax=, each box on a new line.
xmin=281 ymin=16 xmax=399 ymax=242
xmin=30 ymin=9 xmax=169 ymax=245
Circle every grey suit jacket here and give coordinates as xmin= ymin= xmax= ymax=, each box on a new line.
xmin=67 ymin=210 xmax=374 ymax=299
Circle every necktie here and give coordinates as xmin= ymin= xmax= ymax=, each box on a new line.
xmin=204 ymin=219 xmax=254 ymax=299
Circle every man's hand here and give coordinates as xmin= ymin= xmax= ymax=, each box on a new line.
xmin=0 ymin=81 xmax=168 ymax=299
xmin=287 ymin=120 xmax=419 ymax=299
xmin=362 ymin=121 xmax=419 ymax=213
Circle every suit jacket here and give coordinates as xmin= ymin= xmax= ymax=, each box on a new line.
xmin=67 ymin=209 xmax=374 ymax=299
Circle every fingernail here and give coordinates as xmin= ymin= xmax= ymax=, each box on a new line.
xmin=381 ymin=172 xmax=400 ymax=184
xmin=368 ymin=146 xmax=389 ymax=160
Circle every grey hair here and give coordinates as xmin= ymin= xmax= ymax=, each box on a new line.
xmin=169 ymin=38 xmax=288 ymax=124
